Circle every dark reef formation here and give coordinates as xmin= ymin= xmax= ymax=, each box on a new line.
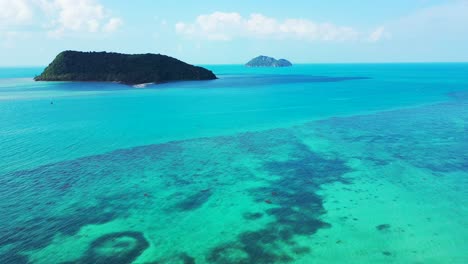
xmin=376 ymin=224 xmax=391 ymax=231
xmin=245 ymin=56 xmax=292 ymax=67
xmin=35 ymin=51 xmax=217 ymax=85
xmin=65 ymin=232 xmax=149 ymax=264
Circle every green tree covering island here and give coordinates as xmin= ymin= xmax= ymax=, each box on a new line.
xmin=35 ymin=51 xmax=217 ymax=85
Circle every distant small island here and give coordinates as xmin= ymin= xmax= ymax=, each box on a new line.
xmin=245 ymin=56 xmax=292 ymax=67
xmin=35 ymin=51 xmax=217 ymax=85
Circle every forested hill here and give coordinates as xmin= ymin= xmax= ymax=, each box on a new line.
xmin=35 ymin=51 xmax=217 ymax=85
xmin=245 ymin=56 xmax=292 ymax=67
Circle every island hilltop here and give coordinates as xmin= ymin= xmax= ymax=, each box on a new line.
xmin=35 ymin=51 xmax=217 ymax=85
xmin=245 ymin=55 xmax=292 ymax=67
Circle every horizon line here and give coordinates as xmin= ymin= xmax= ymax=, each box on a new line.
xmin=2 ymin=61 xmax=468 ymax=68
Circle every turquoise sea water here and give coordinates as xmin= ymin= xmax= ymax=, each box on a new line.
xmin=1 ymin=64 xmax=467 ymax=263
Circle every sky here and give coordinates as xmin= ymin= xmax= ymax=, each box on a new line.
xmin=1 ymin=0 xmax=468 ymax=66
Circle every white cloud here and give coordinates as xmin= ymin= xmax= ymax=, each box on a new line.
xmin=246 ymin=14 xmax=277 ymax=35
xmin=175 ymin=12 xmax=360 ymax=42
xmin=103 ymin=17 xmax=123 ymax=33
xmin=367 ymin=26 xmax=388 ymax=42
xmin=40 ymin=0 xmax=123 ymax=36
xmin=0 ymin=0 xmax=34 ymax=46
xmin=176 ymin=12 xmax=243 ymax=40
xmin=0 ymin=0 xmax=34 ymax=26
xmin=1 ymin=0 xmax=122 ymax=36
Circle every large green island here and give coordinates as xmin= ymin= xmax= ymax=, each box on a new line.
xmin=35 ymin=51 xmax=217 ymax=85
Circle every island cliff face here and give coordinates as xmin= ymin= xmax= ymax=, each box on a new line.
xmin=245 ymin=56 xmax=292 ymax=67
xmin=35 ymin=51 xmax=217 ymax=85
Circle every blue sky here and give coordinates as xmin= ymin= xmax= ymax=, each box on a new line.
xmin=1 ymin=0 xmax=467 ymax=65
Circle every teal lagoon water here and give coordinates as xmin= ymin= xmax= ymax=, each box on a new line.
xmin=0 ymin=64 xmax=467 ymax=263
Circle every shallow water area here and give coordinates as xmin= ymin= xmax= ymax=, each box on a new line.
xmin=0 ymin=64 xmax=467 ymax=263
